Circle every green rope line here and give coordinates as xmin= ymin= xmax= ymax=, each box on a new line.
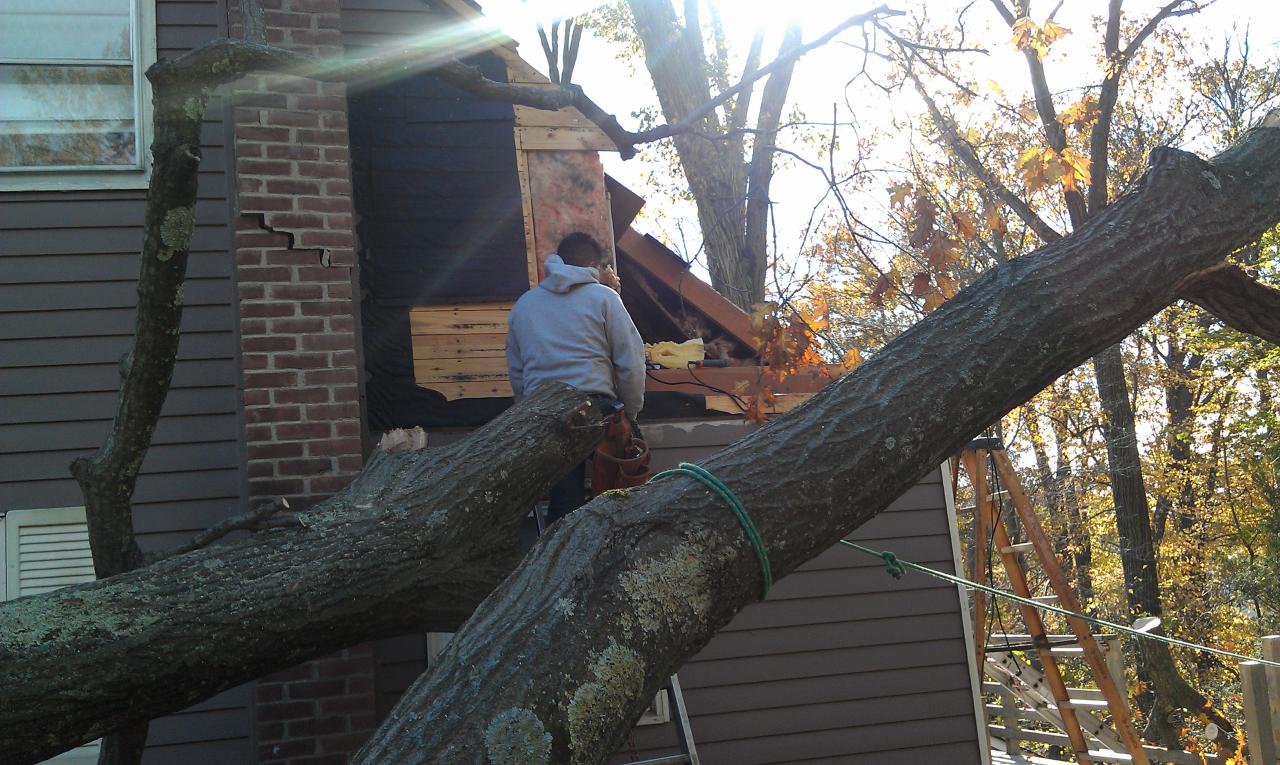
xmin=650 ymin=462 xmax=772 ymax=597
xmin=840 ymin=540 xmax=1280 ymax=669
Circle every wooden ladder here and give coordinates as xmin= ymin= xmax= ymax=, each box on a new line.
xmin=957 ymin=440 xmax=1149 ymax=765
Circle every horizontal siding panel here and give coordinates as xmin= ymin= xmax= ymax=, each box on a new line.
xmin=2 ymin=306 xmax=232 ymax=341
xmin=718 ymin=586 xmax=963 ymax=633
xmin=0 ymin=332 xmax=233 ymax=368
xmin=692 ymin=612 xmax=965 ymax=663
xmin=0 ymin=414 xmax=239 ymax=454
xmin=0 ymin=386 xmax=236 ymax=426
xmin=2 ymin=468 xmax=240 ymax=513
xmin=682 ymin=636 xmax=970 ymax=689
xmin=0 ymin=277 xmax=232 ymax=313
xmin=0 ymin=0 xmax=248 ymax=757
xmin=698 ymin=716 xmax=981 ymax=765
xmin=0 ymin=359 xmax=238 ymax=396
xmin=682 ymin=662 xmax=975 ymax=717
xmin=688 ymin=689 xmax=978 ymax=744
xmin=1 ymin=440 xmax=239 ymax=482
xmin=0 ymin=226 xmax=230 ymax=257
xmin=0 ymin=197 xmax=228 ymax=230
xmin=133 ymin=499 xmax=246 ymax=536
xmin=1 ymin=254 xmax=230 ymax=285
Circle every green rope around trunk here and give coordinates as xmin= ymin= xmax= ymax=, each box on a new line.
xmin=650 ymin=462 xmax=772 ymax=597
xmin=840 ymin=539 xmax=1280 ymax=669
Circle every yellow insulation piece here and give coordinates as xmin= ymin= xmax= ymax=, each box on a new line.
xmin=645 ymin=338 xmax=705 ymax=369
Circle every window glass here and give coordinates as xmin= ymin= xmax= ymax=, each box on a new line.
xmin=0 ymin=0 xmax=140 ymax=172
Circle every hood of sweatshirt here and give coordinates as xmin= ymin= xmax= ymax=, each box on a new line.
xmin=538 ymin=253 xmax=600 ymax=294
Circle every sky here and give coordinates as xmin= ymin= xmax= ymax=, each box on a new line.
xmin=474 ymin=0 xmax=1280 ymax=269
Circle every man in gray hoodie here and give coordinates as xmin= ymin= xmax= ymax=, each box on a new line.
xmin=506 ymin=232 xmax=646 ymax=525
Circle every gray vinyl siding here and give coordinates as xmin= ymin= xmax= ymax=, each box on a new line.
xmin=0 ymin=0 xmax=251 ymax=759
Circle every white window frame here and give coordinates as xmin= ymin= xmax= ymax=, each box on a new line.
xmin=0 ymin=0 xmax=157 ymax=192
xmin=2 ymin=506 xmax=102 ymax=763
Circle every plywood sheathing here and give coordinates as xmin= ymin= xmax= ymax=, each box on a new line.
xmin=526 ymin=150 xmax=614 ymax=280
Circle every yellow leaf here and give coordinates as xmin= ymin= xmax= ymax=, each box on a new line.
xmin=923 ymin=291 xmax=945 ymax=312
xmin=1042 ymin=19 xmax=1070 ymax=45
xmin=843 ymin=348 xmax=863 ymax=368
xmin=987 ymin=79 xmax=1004 ymax=97
xmin=888 ymin=182 xmax=913 ymax=210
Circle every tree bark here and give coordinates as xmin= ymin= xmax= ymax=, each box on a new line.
xmin=0 ymin=386 xmax=606 ymax=764
xmin=354 ymin=129 xmax=1280 ymax=763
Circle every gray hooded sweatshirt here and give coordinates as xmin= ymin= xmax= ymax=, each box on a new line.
xmin=506 ymin=254 xmax=646 ymax=415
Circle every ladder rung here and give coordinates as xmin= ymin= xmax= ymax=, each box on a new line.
xmin=958 ymin=504 xmax=976 ymax=514
xmin=1059 ymin=698 xmax=1110 ymax=709
xmin=1033 ymin=595 xmax=1059 ymax=604
xmin=999 ymin=542 xmax=1035 ymax=554
xmin=625 ymin=757 xmax=691 ymax=765
xmin=987 ymin=489 xmax=1009 ymax=501
xmin=1050 ymin=646 xmax=1084 ymax=655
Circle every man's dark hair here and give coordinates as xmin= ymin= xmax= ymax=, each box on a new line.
xmin=557 ymin=232 xmax=605 ymax=268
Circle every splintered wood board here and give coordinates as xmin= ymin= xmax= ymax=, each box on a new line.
xmin=410 ymin=303 xmax=514 ymax=399
xmin=409 ymin=304 xmax=511 ymax=335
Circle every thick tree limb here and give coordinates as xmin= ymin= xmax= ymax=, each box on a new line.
xmin=354 ymin=122 xmax=1280 ymax=763
xmin=1 ymin=386 xmax=606 ymax=764
xmin=1180 ymin=264 xmax=1280 ymax=345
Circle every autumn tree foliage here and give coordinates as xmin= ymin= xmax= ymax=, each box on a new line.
xmin=802 ymin=2 xmax=1280 ymax=755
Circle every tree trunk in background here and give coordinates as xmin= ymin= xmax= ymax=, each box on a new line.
xmin=1047 ymin=396 xmax=1093 ymax=610
xmin=626 ymin=0 xmax=798 ymax=309
xmin=1093 ymin=344 xmax=1230 ymax=745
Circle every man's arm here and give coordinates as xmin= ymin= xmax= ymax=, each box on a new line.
xmin=604 ymin=291 xmax=646 ymax=416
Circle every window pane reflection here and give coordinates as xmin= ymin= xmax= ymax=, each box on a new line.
xmin=0 ymin=0 xmax=132 ymax=61
xmin=0 ymin=65 xmax=137 ymax=168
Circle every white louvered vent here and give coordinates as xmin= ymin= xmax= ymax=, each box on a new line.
xmin=3 ymin=507 xmax=101 ymax=763
xmin=13 ymin=522 xmax=95 ymax=599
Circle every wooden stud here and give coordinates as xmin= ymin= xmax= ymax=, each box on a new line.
xmin=510 ymin=106 xmax=540 ymax=289
xmin=516 ymin=126 xmax=619 ymax=152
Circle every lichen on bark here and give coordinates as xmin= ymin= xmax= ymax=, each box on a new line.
xmin=483 ymin=708 xmax=551 ymax=765
xmin=567 ymin=641 xmax=644 ymax=763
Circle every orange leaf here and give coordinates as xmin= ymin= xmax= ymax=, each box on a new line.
xmin=951 ymin=211 xmax=978 ymax=240
xmin=911 ymin=271 xmax=932 ymax=297
xmin=923 ymin=291 xmax=946 ymax=312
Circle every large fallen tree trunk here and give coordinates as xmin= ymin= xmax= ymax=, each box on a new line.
xmin=355 ymin=120 xmax=1280 ymax=763
xmin=4 ymin=116 xmax=1278 ymax=763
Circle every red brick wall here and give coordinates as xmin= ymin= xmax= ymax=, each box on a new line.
xmin=255 ymin=645 xmax=378 ymax=764
xmin=229 ymin=1 xmax=376 ymax=761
